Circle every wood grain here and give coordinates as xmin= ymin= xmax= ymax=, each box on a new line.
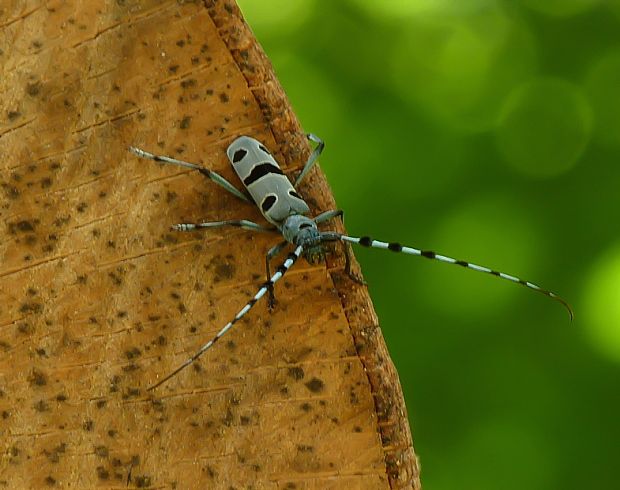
xmin=0 ymin=1 xmax=420 ymax=488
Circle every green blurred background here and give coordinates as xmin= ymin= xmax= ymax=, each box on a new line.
xmin=237 ymin=1 xmax=620 ymax=488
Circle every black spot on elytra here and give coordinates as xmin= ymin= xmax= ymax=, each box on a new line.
xmin=243 ymin=163 xmax=284 ymax=186
xmin=232 ymin=148 xmax=247 ymax=163
xmin=261 ymin=194 xmax=277 ymax=212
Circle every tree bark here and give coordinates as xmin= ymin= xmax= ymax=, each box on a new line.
xmin=0 ymin=0 xmax=420 ymax=488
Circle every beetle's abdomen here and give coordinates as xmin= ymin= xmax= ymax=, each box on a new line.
xmin=227 ymin=136 xmax=309 ymax=225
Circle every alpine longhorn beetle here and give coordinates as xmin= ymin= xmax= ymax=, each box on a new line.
xmin=129 ymin=134 xmax=573 ymax=390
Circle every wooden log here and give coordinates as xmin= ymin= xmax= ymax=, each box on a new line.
xmin=0 ymin=1 xmax=420 ymax=488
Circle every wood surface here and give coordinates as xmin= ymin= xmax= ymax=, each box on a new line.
xmin=0 ymin=1 xmax=420 ymax=488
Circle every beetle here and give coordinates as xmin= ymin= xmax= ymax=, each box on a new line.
xmin=129 ymin=134 xmax=572 ymax=390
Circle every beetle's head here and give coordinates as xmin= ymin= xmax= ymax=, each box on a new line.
xmin=281 ymin=215 xmax=324 ymax=263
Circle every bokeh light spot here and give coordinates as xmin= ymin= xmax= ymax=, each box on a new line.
xmin=582 ymin=243 xmax=620 ymax=363
xmin=430 ymin=421 xmax=554 ymax=490
xmin=390 ymin=11 xmax=537 ymax=132
xmin=496 ymin=78 xmax=592 ymax=178
xmin=585 ymin=49 xmax=620 ymax=148
xmin=267 ymin=51 xmax=346 ymax=139
xmin=519 ymin=0 xmax=601 ymax=17
xmin=237 ymin=0 xmax=315 ymax=34
xmin=420 ymin=195 xmax=540 ymax=320
xmin=351 ymin=0 xmax=494 ymax=18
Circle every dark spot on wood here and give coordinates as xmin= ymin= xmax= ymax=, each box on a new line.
xmin=83 ymin=419 xmax=94 ymax=431
xmin=26 ymin=82 xmax=41 ymax=96
xmin=122 ymin=363 xmax=138 ymax=373
xmin=34 ymin=400 xmax=50 ymax=412
xmin=135 ymin=475 xmax=152 ymax=488
xmin=20 ymin=301 xmax=43 ymax=315
xmin=219 ymin=92 xmax=229 ymax=103
xmin=296 ymin=444 xmax=313 ymax=453
xmin=96 ymin=400 xmax=106 ymax=409
xmin=76 ymin=202 xmax=87 ymax=213
xmin=180 ymin=116 xmax=191 ymax=129
xmin=16 ymin=220 xmax=34 ymax=232
xmin=125 ymin=347 xmax=141 ymax=359
xmin=96 ymin=466 xmax=109 ymax=480
xmin=16 ymin=323 xmax=36 ymax=339
xmin=168 ymin=64 xmax=179 ymax=73
xmin=44 ymin=476 xmax=56 ymax=486
xmin=94 ymin=445 xmax=108 ymax=458
xmin=180 ymin=78 xmax=196 ymax=89
xmin=2 ymin=183 xmax=20 ymax=199
xmin=300 ymin=402 xmax=311 ymax=412
xmin=56 ymin=393 xmax=67 ymax=402
xmin=28 ymin=368 xmax=47 ymax=386
xmin=304 ymin=377 xmax=324 ymax=393
xmin=166 ymin=191 xmax=177 ymax=203
xmin=8 ymin=110 xmax=20 ymax=121
xmin=108 ymin=271 xmax=122 ymax=285
xmin=287 ymin=366 xmax=304 ymax=380
xmin=215 ymin=262 xmax=235 ymax=281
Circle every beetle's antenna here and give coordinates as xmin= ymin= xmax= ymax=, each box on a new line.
xmin=147 ymin=245 xmax=304 ymax=391
xmin=337 ymin=234 xmax=573 ymax=320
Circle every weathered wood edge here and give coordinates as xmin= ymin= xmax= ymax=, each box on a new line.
xmin=203 ymin=1 xmax=421 ymax=488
